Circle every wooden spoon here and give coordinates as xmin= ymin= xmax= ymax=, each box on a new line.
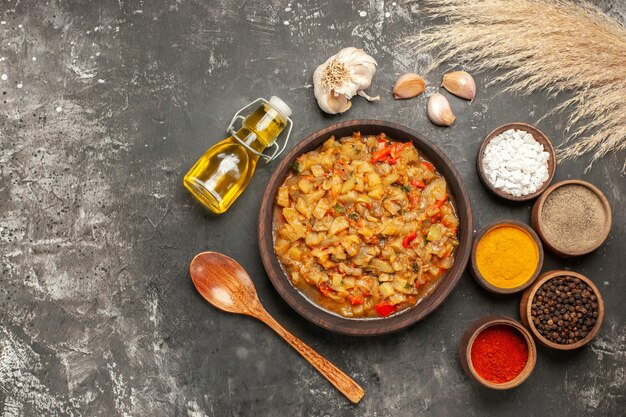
xmin=189 ymin=251 xmax=365 ymax=404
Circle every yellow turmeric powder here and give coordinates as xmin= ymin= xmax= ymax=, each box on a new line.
xmin=475 ymin=225 xmax=539 ymax=289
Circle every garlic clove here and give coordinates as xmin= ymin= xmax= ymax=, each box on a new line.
xmin=317 ymin=91 xmax=352 ymax=114
xmin=343 ymin=49 xmax=377 ymax=90
xmin=393 ymin=73 xmax=426 ymax=99
xmin=427 ymin=93 xmax=456 ymax=126
xmin=442 ymin=71 xmax=476 ymax=100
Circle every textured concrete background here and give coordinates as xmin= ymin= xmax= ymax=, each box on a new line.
xmin=1 ymin=1 xmax=624 ymax=416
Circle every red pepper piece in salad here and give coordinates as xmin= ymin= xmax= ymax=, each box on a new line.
xmin=421 ymin=161 xmax=435 ymax=171
xmin=348 ymin=295 xmax=363 ymax=305
xmin=371 ymin=146 xmax=392 ymax=163
xmin=374 ymin=300 xmax=397 ymax=317
xmin=402 ymin=231 xmax=418 ymax=248
xmin=410 ymin=179 xmax=426 ymax=189
xmin=435 ymin=193 xmax=448 ymax=209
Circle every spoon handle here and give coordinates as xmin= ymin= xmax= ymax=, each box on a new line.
xmin=256 ymin=309 xmax=365 ymax=404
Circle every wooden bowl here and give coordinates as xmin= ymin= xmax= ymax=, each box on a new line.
xmin=459 ymin=316 xmax=537 ymax=390
xmin=469 ymin=220 xmax=544 ymax=295
xmin=519 ymin=270 xmax=605 ymax=350
xmin=477 ymin=122 xmax=556 ymax=202
xmin=531 ymin=180 xmax=612 ymax=257
xmin=258 ymin=120 xmax=473 ymax=336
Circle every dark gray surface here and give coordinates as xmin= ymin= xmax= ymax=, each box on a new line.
xmin=1 ymin=1 xmax=624 ymax=416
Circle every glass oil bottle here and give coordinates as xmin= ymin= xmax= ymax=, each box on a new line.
xmin=183 ymin=97 xmax=293 ymax=214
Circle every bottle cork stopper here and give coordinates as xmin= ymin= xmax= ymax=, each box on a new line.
xmin=269 ymin=96 xmax=292 ymax=118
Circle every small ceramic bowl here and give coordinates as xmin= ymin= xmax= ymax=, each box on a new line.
xmin=520 ymin=270 xmax=605 ymax=350
xmin=459 ymin=316 xmax=537 ymax=390
xmin=531 ymin=180 xmax=612 ymax=257
xmin=469 ymin=220 xmax=544 ymax=294
xmin=477 ymin=122 xmax=556 ymax=202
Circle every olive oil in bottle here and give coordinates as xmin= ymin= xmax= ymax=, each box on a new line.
xmin=183 ymin=97 xmax=293 ymax=214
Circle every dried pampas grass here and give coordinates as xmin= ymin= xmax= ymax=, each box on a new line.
xmin=405 ymin=0 xmax=626 ymax=171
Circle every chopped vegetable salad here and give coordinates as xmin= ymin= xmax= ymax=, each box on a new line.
xmin=274 ymin=133 xmax=459 ymax=318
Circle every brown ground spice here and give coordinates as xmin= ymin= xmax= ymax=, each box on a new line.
xmin=540 ymin=185 xmax=606 ymax=253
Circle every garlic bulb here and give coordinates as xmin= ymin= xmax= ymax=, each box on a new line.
xmin=313 ymin=47 xmax=379 ymax=114
xmin=442 ymin=71 xmax=476 ymax=100
xmin=427 ymin=93 xmax=455 ymax=126
xmin=393 ymin=73 xmax=426 ymax=99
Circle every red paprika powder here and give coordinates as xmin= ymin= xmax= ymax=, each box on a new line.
xmin=470 ymin=325 xmax=528 ymax=384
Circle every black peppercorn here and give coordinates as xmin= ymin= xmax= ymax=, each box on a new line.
xmin=530 ymin=275 xmax=600 ymax=345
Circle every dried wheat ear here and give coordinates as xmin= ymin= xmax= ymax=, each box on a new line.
xmin=404 ymin=0 xmax=626 ymax=171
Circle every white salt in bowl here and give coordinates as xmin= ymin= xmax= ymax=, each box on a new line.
xmin=477 ymin=122 xmax=556 ymax=202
